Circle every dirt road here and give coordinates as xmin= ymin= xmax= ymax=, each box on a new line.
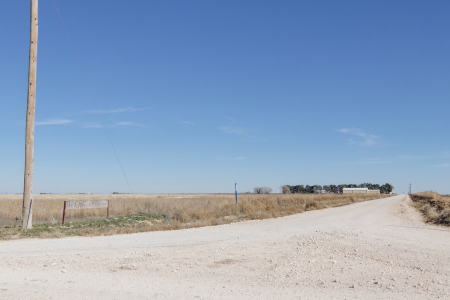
xmin=1 ymin=195 xmax=449 ymax=299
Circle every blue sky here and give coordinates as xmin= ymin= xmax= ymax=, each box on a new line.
xmin=1 ymin=0 xmax=449 ymax=194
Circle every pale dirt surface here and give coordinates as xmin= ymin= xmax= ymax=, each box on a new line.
xmin=1 ymin=195 xmax=450 ymax=299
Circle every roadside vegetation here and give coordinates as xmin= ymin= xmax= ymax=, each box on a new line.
xmin=410 ymin=191 xmax=450 ymax=226
xmin=0 ymin=193 xmax=388 ymax=240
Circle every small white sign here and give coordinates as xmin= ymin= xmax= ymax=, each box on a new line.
xmin=66 ymin=200 xmax=108 ymax=210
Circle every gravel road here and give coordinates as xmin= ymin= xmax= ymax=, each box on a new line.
xmin=1 ymin=195 xmax=449 ymax=299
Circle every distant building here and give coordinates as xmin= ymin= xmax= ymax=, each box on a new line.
xmin=343 ymin=188 xmax=380 ymax=194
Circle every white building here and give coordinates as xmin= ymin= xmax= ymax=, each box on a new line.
xmin=342 ymin=188 xmax=380 ymax=194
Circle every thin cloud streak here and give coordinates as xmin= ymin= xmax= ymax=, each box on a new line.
xmin=116 ymin=121 xmax=146 ymax=127
xmin=218 ymin=126 xmax=263 ymax=141
xmin=219 ymin=126 xmax=245 ymax=135
xmin=85 ymin=107 xmax=149 ymax=114
xmin=83 ymin=121 xmax=150 ymax=128
xmin=338 ymin=127 xmax=378 ymax=147
xmin=82 ymin=122 xmax=103 ymax=129
xmin=36 ymin=119 xmax=73 ymax=125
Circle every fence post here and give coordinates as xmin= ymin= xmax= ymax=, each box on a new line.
xmin=235 ymin=183 xmax=238 ymax=206
xmin=62 ymin=201 xmax=67 ymax=225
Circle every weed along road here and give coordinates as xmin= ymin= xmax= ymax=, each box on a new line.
xmin=1 ymin=195 xmax=450 ymax=299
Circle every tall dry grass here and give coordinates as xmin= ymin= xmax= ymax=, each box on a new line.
xmin=410 ymin=191 xmax=450 ymax=225
xmin=0 ymin=193 xmax=386 ymax=227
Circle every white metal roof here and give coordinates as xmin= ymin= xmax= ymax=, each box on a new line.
xmin=343 ymin=188 xmax=368 ymax=190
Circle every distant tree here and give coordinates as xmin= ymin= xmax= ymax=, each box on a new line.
xmin=314 ymin=185 xmax=323 ymax=193
xmin=261 ymin=187 xmax=272 ymax=194
xmin=280 ymin=185 xmax=291 ymax=194
xmin=282 ymin=183 xmax=389 ymax=194
xmin=304 ymin=185 xmax=310 ymax=193
xmin=254 ymin=187 xmax=272 ymax=194
xmin=289 ymin=185 xmax=304 ymax=194
xmin=305 ymin=185 xmax=315 ymax=193
xmin=381 ymin=183 xmax=394 ymax=194
xmin=296 ymin=185 xmax=305 ymax=193
xmin=361 ymin=183 xmax=380 ymax=190
xmin=329 ymin=185 xmax=339 ymax=193
xmin=386 ymin=183 xmax=394 ymax=193
xmin=338 ymin=184 xmax=347 ymax=193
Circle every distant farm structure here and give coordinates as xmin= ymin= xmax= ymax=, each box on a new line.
xmin=343 ymin=188 xmax=380 ymax=194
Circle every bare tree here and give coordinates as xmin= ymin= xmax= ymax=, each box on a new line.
xmin=263 ymin=187 xmax=272 ymax=194
xmin=254 ymin=187 xmax=273 ymax=194
xmin=280 ymin=185 xmax=291 ymax=194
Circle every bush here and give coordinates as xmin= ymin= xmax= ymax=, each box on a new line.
xmin=254 ymin=187 xmax=273 ymax=194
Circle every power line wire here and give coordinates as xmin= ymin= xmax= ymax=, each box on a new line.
xmin=52 ymin=0 xmax=133 ymax=193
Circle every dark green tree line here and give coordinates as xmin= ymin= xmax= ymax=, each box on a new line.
xmin=283 ymin=183 xmax=394 ymax=194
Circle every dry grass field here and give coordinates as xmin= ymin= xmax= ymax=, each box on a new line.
xmin=0 ymin=193 xmax=387 ymax=239
xmin=410 ymin=191 xmax=450 ymax=226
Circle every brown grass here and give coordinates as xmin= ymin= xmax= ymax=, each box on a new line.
xmin=0 ymin=193 xmax=387 ymax=239
xmin=410 ymin=191 xmax=450 ymax=226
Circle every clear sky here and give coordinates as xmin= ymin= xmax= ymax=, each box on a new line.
xmin=1 ymin=1 xmax=449 ymax=194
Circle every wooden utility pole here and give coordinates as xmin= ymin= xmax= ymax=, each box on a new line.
xmin=22 ymin=0 xmax=38 ymax=230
